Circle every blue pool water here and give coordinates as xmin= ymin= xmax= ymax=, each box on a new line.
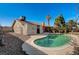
xmin=34 ymin=34 xmax=71 ymax=47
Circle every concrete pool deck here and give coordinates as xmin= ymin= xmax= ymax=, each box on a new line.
xmin=22 ymin=34 xmax=76 ymax=55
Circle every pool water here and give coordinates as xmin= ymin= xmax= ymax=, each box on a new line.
xmin=34 ymin=34 xmax=71 ymax=47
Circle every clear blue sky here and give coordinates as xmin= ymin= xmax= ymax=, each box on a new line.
xmin=0 ymin=3 xmax=79 ymax=26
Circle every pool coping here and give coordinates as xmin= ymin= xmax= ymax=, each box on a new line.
xmin=34 ymin=34 xmax=72 ymax=48
xmin=22 ymin=34 xmax=76 ymax=55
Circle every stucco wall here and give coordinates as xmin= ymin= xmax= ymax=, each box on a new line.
xmin=22 ymin=24 xmax=28 ymax=35
xmin=40 ymin=26 xmax=43 ymax=34
xmin=27 ymin=23 xmax=37 ymax=35
xmin=13 ymin=21 xmax=23 ymax=34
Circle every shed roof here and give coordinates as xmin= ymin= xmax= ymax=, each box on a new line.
xmin=12 ymin=18 xmax=40 ymax=28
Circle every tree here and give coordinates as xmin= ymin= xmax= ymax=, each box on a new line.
xmin=67 ymin=20 xmax=77 ymax=32
xmin=46 ymin=14 xmax=51 ymax=26
xmin=54 ymin=15 xmax=66 ymax=33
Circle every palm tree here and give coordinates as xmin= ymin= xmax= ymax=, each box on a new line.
xmin=46 ymin=14 xmax=51 ymax=26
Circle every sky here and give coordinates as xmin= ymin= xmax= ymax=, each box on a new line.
xmin=0 ymin=3 xmax=79 ymax=26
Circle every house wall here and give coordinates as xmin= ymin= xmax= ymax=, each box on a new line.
xmin=27 ymin=23 xmax=37 ymax=35
xmin=40 ymin=26 xmax=43 ymax=33
xmin=27 ymin=24 xmax=43 ymax=35
xmin=22 ymin=24 xmax=28 ymax=35
xmin=13 ymin=21 xmax=24 ymax=35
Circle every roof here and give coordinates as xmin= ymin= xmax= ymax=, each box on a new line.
xmin=12 ymin=19 xmax=40 ymax=28
xmin=25 ymin=21 xmax=39 ymax=26
xmin=18 ymin=19 xmax=40 ymax=26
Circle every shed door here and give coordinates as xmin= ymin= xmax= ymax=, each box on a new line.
xmin=37 ymin=25 xmax=40 ymax=34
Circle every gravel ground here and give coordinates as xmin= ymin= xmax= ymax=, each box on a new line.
xmin=0 ymin=33 xmax=28 ymax=55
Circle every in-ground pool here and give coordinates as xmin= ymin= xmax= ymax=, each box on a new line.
xmin=34 ymin=34 xmax=71 ymax=47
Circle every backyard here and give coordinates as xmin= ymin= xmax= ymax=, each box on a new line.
xmin=0 ymin=31 xmax=79 ymax=55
